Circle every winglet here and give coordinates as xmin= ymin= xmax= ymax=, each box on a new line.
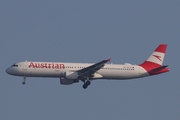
xmin=107 ymin=58 xmax=111 ymax=62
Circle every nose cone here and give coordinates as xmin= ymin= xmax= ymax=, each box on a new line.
xmin=6 ymin=68 xmax=12 ymax=75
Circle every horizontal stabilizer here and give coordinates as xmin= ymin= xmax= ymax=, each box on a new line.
xmin=150 ymin=65 xmax=168 ymax=72
xmin=149 ymin=65 xmax=169 ymax=75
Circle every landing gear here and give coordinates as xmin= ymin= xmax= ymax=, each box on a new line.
xmin=22 ymin=81 xmax=26 ymax=85
xmin=83 ymin=84 xmax=88 ymax=89
xmin=82 ymin=80 xmax=91 ymax=89
xmin=86 ymin=81 xmax=91 ymax=86
xmin=22 ymin=76 xmax=26 ymax=85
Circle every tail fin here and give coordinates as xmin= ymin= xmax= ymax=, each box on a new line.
xmin=140 ymin=44 xmax=168 ymax=72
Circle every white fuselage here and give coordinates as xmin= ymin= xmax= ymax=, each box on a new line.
xmin=5 ymin=44 xmax=169 ymax=89
xmin=6 ymin=61 xmax=149 ymax=80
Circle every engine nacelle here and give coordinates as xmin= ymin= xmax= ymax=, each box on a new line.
xmin=60 ymin=77 xmax=74 ymax=85
xmin=65 ymin=71 xmax=79 ymax=80
xmin=60 ymin=71 xmax=79 ymax=85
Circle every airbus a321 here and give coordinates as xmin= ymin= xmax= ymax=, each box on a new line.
xmin=6 ymin=44 xmax=169 ymax=89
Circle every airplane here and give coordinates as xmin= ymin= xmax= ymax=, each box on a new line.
xmin=6 ymin=44 xmax=169 ymax=89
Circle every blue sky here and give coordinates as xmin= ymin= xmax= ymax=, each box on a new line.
xmin=0 ymin=0 xmax=180 ymax=120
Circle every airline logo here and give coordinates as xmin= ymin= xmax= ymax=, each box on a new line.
xmin=29 ymin=62 xmax=65 ymax=69
xmin=153 ymin=55 xmax=162 ymax=61
xmin=146 ymin=52 xmax=164 ymax=65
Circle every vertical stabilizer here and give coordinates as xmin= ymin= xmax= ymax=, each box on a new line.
xmin=140 ymin=44 xmax=167 ymax=71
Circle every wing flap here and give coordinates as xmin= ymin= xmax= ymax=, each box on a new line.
xmin=77 ymin=58 xmax=111 ymax=78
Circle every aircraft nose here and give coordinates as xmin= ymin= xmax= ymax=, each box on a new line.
xmin=6 ymin=68 xmax=11 ymax=74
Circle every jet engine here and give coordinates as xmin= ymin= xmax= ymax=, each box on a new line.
xmin=60 ymin=77 xmax=74 ymax=85
xmin=60 ymin=71 xmax=79 ymax=85
xmin=65 ymin=71 xmax=79 ymax=80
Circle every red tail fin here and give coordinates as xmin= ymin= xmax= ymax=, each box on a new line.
xmin=140 ymin=44 xmax=169 ymax=75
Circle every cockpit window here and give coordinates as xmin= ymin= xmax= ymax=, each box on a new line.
xmin=11 ymin=64 xmax=18 ymax=67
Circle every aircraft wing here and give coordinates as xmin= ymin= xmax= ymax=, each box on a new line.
xmin=77 ymin=58 xmax=111 ymax=78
